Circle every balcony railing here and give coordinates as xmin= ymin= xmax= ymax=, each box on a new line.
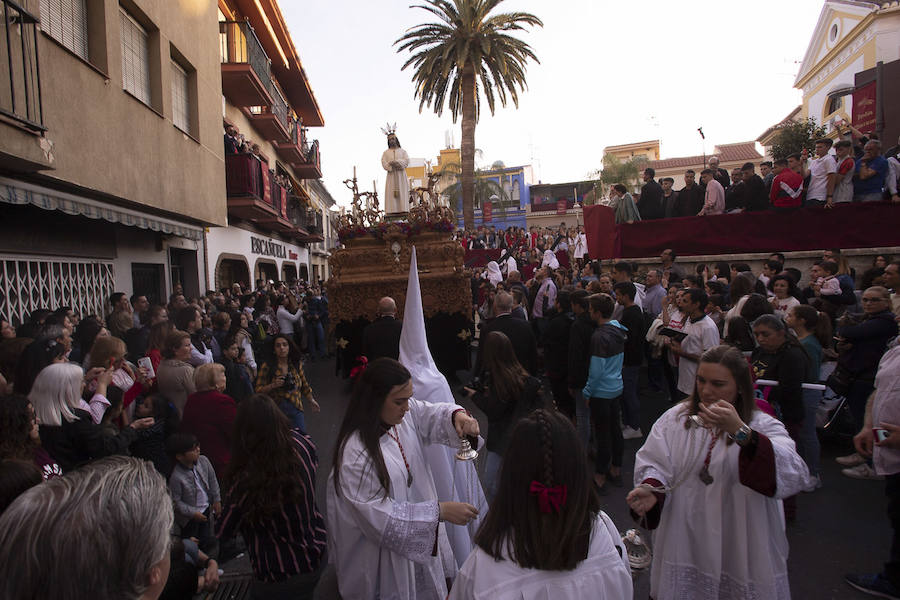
xmin=219 ymin=20 xmax=270 ymax=84
xmin=1 ymin=0 xmax=44 ymax=131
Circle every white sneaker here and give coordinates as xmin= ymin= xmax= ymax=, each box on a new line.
xmin=622 ymin=426 xmax=643 ymax=440
xmin=836 ymin=452 xmax=866 ymax=467
xmin=841 ymin=463 xmax=883 ymax=480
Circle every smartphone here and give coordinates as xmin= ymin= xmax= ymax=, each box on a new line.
xmin=874 ymin=428 xmax=890 ymax=443
xmin=137 ymin=356 xmax=155 ymax=380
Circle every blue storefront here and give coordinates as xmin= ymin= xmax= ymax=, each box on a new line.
xmin=455 ymin=165 xmax=531 ymax=230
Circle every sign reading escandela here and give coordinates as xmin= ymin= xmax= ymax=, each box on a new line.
xmin=250 ymin=236 xmax=287 ymax=258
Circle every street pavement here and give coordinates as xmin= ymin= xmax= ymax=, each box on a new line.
xmin=223 ymin=355 xmax=889 ymax=599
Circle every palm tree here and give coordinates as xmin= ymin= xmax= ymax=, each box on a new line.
xmin=437 ymin=161 xmax=510 ymax=217
xmin=395 ymin=0 xmax=541 ymax=230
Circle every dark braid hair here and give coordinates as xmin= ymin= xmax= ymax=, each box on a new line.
xmin=538 ymin=409 xmax=554 ymax=488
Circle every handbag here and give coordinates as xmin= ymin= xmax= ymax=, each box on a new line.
xmin=826 ymin=364 xmax=854 ymax=397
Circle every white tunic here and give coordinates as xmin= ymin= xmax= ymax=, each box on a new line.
xmin=634 ymin=405 xmax=811 ymax=600
xmin=449 ymin=512 xmax=633 ymax=600
xmin=383 ymin=147 xmax=411 ymax=214
xmin=327 ymin=399 xmax=459 ymax=600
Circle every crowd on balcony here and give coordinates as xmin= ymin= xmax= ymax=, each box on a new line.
xmin=625 ymin=130 xmax=898 ymax=221
xmin=0 ymin=276 xmax=337 ymax=597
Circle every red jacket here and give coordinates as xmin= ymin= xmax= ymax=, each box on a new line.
xmin=770 ymin=169 xmax=804 ymax=208
xmin=180 ymin=390 xmax=237 ymax=479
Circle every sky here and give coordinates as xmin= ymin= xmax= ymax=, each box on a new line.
xmin=281 ymin=0 xmax=825 ymax=209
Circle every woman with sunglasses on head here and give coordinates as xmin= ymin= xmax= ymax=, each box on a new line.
xmin=627 ymin=345 xmax=809 ymax=600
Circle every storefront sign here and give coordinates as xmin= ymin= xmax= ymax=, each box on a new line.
xmin=852 ymin=82 xmax=876 ymax=133
xmin=289 ymin=250 xmax=298 ymax=260
xmin=250 ymin=236 xmax=286 ymax=258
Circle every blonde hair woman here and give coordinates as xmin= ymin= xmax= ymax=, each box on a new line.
xmin=181 ymin=362 xmax=236 ymax=478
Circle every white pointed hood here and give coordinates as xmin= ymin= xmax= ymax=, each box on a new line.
xmin=398 ymin=246 xmax=486 ymax=567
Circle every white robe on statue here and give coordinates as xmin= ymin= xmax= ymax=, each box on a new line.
xmin=449 ymin=512 xmax=632 ymax=599
xmin=400 ymin=247 xmax=487 ymax=568
xmin=383 ymin=147 xmax=410 ymax=214
xmin=634 ymin=405 xmax=811 ymax=600
xmin=326 ymin=398 xmax=460 ymax=600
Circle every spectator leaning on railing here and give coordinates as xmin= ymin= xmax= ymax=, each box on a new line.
xmin=697 ymin=169 xmax=725 ymax=215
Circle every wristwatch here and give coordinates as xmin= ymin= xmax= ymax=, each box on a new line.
xmin=729 ymin=423 xmax=753 ymax=446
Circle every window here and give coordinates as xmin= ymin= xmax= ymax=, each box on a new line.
xmin=827 ymin=95 xmax=843 ymax=115
xmin=39 ymin=0 xmax=88 ymax=60
xmin=120 ymin=8 xmax=150 ymax=104
xmin=170 ymin=60 xmax=190 ymax=133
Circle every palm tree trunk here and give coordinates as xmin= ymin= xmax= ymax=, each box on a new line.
xmin=460 ymin=65 xmax=476 ymax=231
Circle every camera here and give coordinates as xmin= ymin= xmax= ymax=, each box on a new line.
xmin=282 ymin=372 xmax=296 ymax=391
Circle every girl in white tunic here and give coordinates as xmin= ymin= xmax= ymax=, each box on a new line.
xmin=451 ymin=409 xmax=632 ymax=600
xmin=627 ymin=345 xmax=811 ymax=600
xmin=327 ymin=358 xmax=480 ymax=600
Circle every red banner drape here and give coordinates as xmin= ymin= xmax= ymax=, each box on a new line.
xmin=610 ymin=202 xmax=899 ymax=258
xmin=583 ymin=204 xmax=616 ymax=259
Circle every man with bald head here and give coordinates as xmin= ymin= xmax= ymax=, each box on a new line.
xmin=474 ymin=291 xmax=537 ymax=375
xmin=707 ymin=155 xmax=731 ymax=191
xmin=361 ymin=296 xmax=404 ymax=361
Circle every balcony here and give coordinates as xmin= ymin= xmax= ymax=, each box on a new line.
xmin=219 ymin=21 xmax=273 ymax=109
xmin=295 ymin=212 xmax=324 ymax=243
xmin=275 ymin=126 xmax=322 ymax=179
xmin=258 ymin=179 xmax=294 ymax=233
xmin=225 ymin=153 xmax=277 ymax=222
xmin=0 ymin=0 xmax=44 ymax=132
xmin=245 ymin=80 xmax=290 ymax=142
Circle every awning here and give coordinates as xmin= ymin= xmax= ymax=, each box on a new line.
xmin=0 ymin=177 xmax=204 ymax=241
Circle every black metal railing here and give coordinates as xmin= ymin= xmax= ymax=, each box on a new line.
xmin=287 ymin=196 xmax=308 ymax=230
xmin=265 ymin=80 xmax=289 ymax=132
xmin=1 ymin=0 xmax=44 ymax=131
xmin=219 ymin=20 xmax=271 ymax=92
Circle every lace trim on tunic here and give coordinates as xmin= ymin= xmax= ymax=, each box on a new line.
xmin=659 ymin=562 xmax=790 ymax=600
xmin=381 ymin=500 xmax=440 ymax=564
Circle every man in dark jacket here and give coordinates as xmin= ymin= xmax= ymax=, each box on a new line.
xmin=675 ymin=170 xmax=704 ymax=217
xmin=661 ymin=177 xmax=678 ymax=218
xmin=475 ymin=291 xmax=537 ymax=375
xmin=741 ymin=162 xmax=770 ymax=211
xmin=543 ymin=290 xmax=575 ymax=419
xmin=361 ymin=297 xmax=404 ymax=361
xmin=614 ymin=281 xmax=646 ymax=439
xmin=638 ymin=167 xmax=664 ymax=220
xmin=567 ymin=290 xmax=595 ymax=447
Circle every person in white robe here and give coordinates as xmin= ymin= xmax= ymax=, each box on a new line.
xmin=484 ymin=261 xmax=503 ymax=287
xmin=399 ymin=246 xmax=487 ymax=567
xmin=627 ymin=344 xmax=810 ymax=600
xmin=573 ymin=227 xmax=587 ymax=264
xmin=382 ymin=131 xmax=410 ymax=214
xmin=503 ymin=255 xmax=517 ymax=278
xmin=450 ymin=409 xmax=632 ymax=599
xmin=540 ymin=249 xmax=559 ymax=270
xmin=327 ymin=357 xmax=481 ymax=600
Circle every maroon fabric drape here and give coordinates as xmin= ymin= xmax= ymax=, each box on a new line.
xmin=583 ymin=204 xmax=616 ymax=259
xmin=601 ymin=202 xmax=899 ymax=259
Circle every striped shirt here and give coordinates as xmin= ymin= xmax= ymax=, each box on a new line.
xmin=216 ymin=430 xmax=327 ymax=582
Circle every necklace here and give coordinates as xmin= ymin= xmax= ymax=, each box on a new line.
xmin=699 ymin=430 xmax=720 ymax=485
xmin=387 ymin=427 xmax=413 ymax=487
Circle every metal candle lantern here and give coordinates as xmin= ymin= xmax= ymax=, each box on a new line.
xmin=455 ymin=436 xmax=478 ymax=461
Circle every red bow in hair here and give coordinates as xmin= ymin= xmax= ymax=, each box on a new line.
xmin=349 ymin=356 xmax=368 ymax=380
xmin=529 ymin=480 xmax=568 ymax=514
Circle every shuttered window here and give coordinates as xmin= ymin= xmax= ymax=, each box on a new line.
xmin=39 ymin=0 xmax=89 ymax=60
xmin=120 ymin=8 xmax=150 ymax=104
xmin=171 ymin=60 xmax=190 ymax=133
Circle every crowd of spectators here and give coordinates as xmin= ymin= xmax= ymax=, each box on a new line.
xmin=0 ymin=277 xmax=331 ymax=597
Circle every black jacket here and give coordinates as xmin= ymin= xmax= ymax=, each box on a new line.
xmin=361 ymin=316 xmax=404 ymax=361
xmin=724 ymin=181 xmax=745 ymax=212
xmin=744 ymin=174 xmax=769 ymax=211
xmin=674 ymin=185 xmax=704 ymax=217
xmin=639 ymin=179 xmax=665 ymax=220
xmin=543 ymin=310 xmax=575 ymax=379
xmin=619 ymin=305 xmax=646 ymax=366
xmin=472 ymin=374 xmax=542 ymax=454
xmin=39 ymin=408 xmax=138 ymax=473
xmin=567 ymin=312 xmax=596 ymax=389
xmin=837 ymin=310 xmax=899 ymax=379
xmin=751 ymin=344 xmax=808 ymax=424
xmin=475 ymin=313 xmax=538 ymax=375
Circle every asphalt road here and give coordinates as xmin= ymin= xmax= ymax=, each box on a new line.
xmin=224 ymin=356 xmax=889 ymax=599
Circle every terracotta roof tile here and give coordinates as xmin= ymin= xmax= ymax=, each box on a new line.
xmin=646 ymin=142 xmax=762 ymax=170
